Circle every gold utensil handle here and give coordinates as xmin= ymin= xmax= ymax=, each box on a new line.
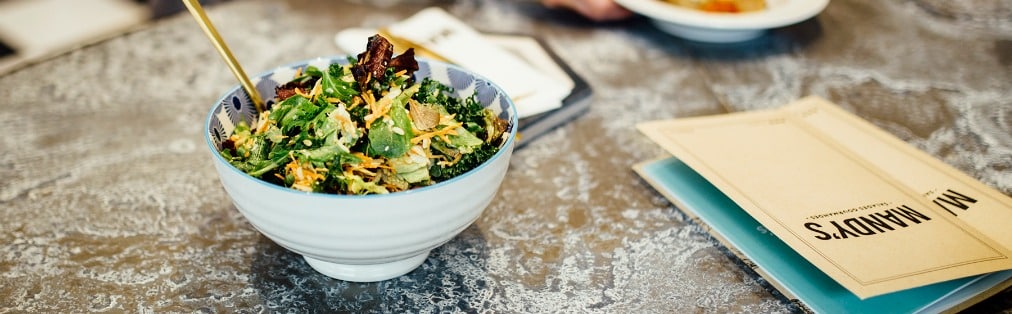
xmin=182 ymin=0 xmax=265 ymax=113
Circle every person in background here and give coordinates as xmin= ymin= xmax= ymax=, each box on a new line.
xmin=541 ymin=0 xmax=633 ymax=21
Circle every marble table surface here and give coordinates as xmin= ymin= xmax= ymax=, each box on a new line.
xmin=2 ymin=0 xmax=1010 ymax=312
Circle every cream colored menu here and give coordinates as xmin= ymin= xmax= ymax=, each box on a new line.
xmin=637 ymin=96 xmax=1012 ymax=299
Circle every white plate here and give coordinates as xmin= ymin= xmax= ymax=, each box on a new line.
xmin=615 ymin=0 xmax=829 ymax=43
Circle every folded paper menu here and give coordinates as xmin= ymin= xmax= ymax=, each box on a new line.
xmin=637 ymin=96 xmax=1012 ymax=299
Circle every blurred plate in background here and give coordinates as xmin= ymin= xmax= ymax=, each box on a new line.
xmin=615 ymin=0 xmax=829 ymax=43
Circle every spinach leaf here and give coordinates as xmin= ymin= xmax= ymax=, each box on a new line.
xmin=367 ymin=85 xmax=418 ymax=158
xmin=279 ymin=96 xmax=319 ymax=134
xmin=321 ymin=63 xmax=359 ymax=104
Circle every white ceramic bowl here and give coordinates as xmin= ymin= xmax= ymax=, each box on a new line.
xmin=204 ymin=57 xmax=517 ymax=282
xmin=615 ymin=0 xmax=829 ymax=43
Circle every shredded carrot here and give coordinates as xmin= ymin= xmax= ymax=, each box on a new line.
xmin=362 ymin=92 xmax=393 ymax=129
xmin=294 ymin=87 xmax=311 ymax=99
xmin=284 ymin=158 xmax=327 ymax=192
xmin=309 ymin=79 xmax=323 ymax=102
xmin=348 ymin=96 xmax=362 ymax=109
xmin=411 ymin=122 xmax=462 ymax=144
xmin=437 ymin=153 xmax=462 ymax=167
xmin=254 ymin=112 xmax=272 ymax=134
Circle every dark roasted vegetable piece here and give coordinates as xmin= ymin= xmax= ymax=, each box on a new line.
xmin=275 ymin=77 xmax=317 ymax=104
xmin=389 ymin=48 xmax=419 ymax=76
xmin=221 ymin=138 xmax=236 ymax=151
xmin=352 ymin=35 xmax=394 ymax=86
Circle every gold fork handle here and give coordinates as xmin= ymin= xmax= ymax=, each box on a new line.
xmin=182 ymin=0 xmax=265 ymax=113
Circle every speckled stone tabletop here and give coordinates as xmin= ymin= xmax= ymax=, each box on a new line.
xmin=2 ymin=0 xmax=1010 ymax=312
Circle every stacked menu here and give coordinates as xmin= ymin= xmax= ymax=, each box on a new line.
xmin=634 ymin=96 xmax=1012 ymax=313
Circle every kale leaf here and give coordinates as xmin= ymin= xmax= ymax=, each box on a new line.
xmin=428 ymin=142 xmax=499 ymax=181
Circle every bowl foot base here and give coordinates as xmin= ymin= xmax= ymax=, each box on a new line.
xmin=303 ymin=252 xmax=430 ymax=282
xmin=651 ymin=20 xmax=765 ymax=43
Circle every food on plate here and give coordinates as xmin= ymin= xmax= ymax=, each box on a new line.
xmin=663 ymin=0 xmax=766 ymax=13
xmin=219 ymin=35 xmax=510 ymax=195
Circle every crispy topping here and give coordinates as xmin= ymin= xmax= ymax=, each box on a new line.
xmin=408 ymin=99 xmax=440 ymax=131
xmin=352 ymin=35 xmax=394 ymax=86
xmin=389 ymin=48 xmax=419 ymax=75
